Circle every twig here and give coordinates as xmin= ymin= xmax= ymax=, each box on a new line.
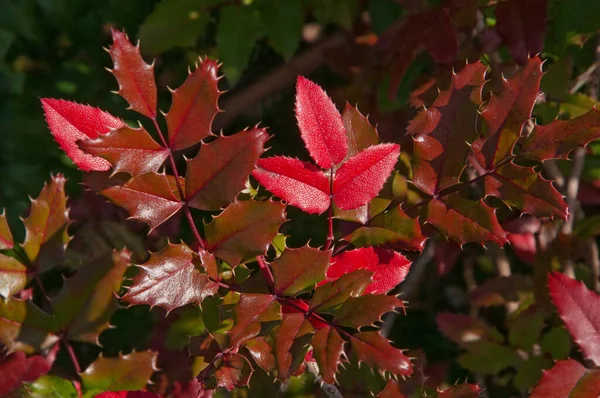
xmin=569 ymin=62 xmax=600 ymax=94
xmin=561 ymin=147 xmax=586 ymax=235
xmin=489 ymin=244 xmax=518 ymax=315
xmin=325 ymin=172 xmax=334 ymax=250
xmin=257 ymin=255 xmax=275 ymax=287
xmin=306 ymin=361 xmax=343 ymax=398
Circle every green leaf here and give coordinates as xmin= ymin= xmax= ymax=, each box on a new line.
xmin=0 ymin=298 xmax=59 ymax=353
xmin=310 ymin=0 xmax=359 ymax=28
xmin=271 ymin=245 xmax=331 ymax=296
xmin=540 ymin=327 xmax=571 ymax=360
xmin=80 ymin=351 xmax=157 ymax=392
xmin=368 ymin=0 xmax=403 ymax=35
xmin=310 ymin=270 xmax=372 ymax=313
xmin=259 ymin=0 xmax=303 ymax=60
xmin=458 ymin=341 xmax=520 ymax=375
xmin=333 ymin=295 xmax=404 ymax=329
xmin=0 ymin=0 xmax=34 ymax=39
xmin=0 ymin=253 xmax=27 ymax=298
xmin=546 ymin=0 xmax=600 ymax=52
xmin=514 ymin=355 xmax=552 ymax=391
xmin=508 ymin=309 xmax=545 ymax=351
xmin=20 ymin=375 xmax=77 ymax=398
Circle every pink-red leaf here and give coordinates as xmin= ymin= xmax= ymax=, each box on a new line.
xmin=295 ymin=76 xmax=347 ymax=169
xmin=80 ymin=124 xmax=169 ymax=176
xmin=333 ymin=295 xmax=404 ymax=329
xmin=0 ymin=351 xmax=53 ymax=396
xmin=41 ymin=98 xmax=124 ymax=171
xmin=311 ymin=325 xmax=344 ymax=384
xmin=166 ymin=58 xmax=220 ymax=150
xmin=229 ymin=294 xmax=281 ymax=347
xmin=95 ymin=392 xmax=162 ymax=398
xmin=548 ymin=272 xmax=600 ymax=366
xmin=252 ymin=156 xmax=330 ymax=214
xmin=326 ymin=247 xmax=411 ymax=295
xmin=350 ymin=331 xmax=412 ymax=377
xmin=333 ymin=143 xmax=400 ymax=210
xmin=530 ymin=359 xmax=600 ymax=398
xmin=186 ymin=128 xmax=268 ymax=210
xmin=122 ymin=243 xmax=218 ymax=312
xmin=271 ymin=246 xmax=331 ymax=296
xmin=0 ymin=210 xmax=14 ymax=250
xmin=108 ymin=29 xmax=157 ymax=119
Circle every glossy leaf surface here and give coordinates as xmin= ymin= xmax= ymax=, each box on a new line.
xmin=333 ymin=295 xmax=404 ymax=329
xmin=0 ymin=211 xmax=13 ymax=250
xmin=81 ymin=351 xmax=157 ymax=392
xmin=342 ymin=102 xmax=380 ymax=158
xmin=350 ymin=331 xmax=412 ymax=377
xmin=271 ymin=246 xmax=331 ymax=296
xmin=0 ymin=254 xmax=27 ymax=298
xmin=229 ymin=293 xmax=281 ymax=347
xmin=310 ymin=270 xmax=372 ymax=313
xmin=311 ymin=325 xmax=344 ymax=384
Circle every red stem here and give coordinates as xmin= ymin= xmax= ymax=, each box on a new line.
xmin=257 ymin=255 xmax=275 ymax=287
xmin=325 ymin=171 xmax=334 ymax=250
xmin=184 ymin=206 xmax=205 ymax=250
xmin=62 ymin=336 xmax=81 ymax=374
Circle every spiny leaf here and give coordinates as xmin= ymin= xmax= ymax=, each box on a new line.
xmin=0 ymin=350 xmax=54 ymax=397
xmin=530 ymin=359 xmax=600 ymax=398
xmin=165 ymin=58 xmax=220 ymax=150
xmin=295 ymin=76 xmax=347 ymax=169
xmin=100 ymin=172 xmax=184 ymax=232
xmin=40 ymin=99 xmax=124 ymax=171
xmin=333 ymin=295 xmax=404 ymax=329
xmin=0 ymin=210 xmax=14 ymax=250
xmin=244 ymin=337 xmax=275 ymax=373
xmin=436 ymin=313 xmax=504 ymax=347
xmin=437 ymin=382 xmax=482 ymax=398
xmin=80 ymin=124 xmax=169 ymax=176
xmin=311 ymin=325 xmax=344 ymax=384
xmin=326 ymin=247 xmax=411 ymax=295
xmin=272 ymin=313 xmax=313 ymax=379
xmin=186 ymin=128 xmax=268 ymax=210
xmin=350 ymin=331 xmax=412 ymax=377
xmin=229 ymin=293 xmax=281 ymax=347
xmin=251 ymin=156 xmax=330 ymax=214
xmin=271 ymin=245 xmax=331 ymax=296
xmin=0 ymin=298 xmax=59 ymax=353
xmin=310 ymin=270 xmax=372 ymax=313
xmin=80 ymin=351 xmax=157 ymax=392
xmin=377 ymin=380 xmax=406 ymax=398
xmin=548 ymin=271 xmax=600 ymax=366
xmin=108 ymin=29 xmax=157 ymax=119
xmin=0 ymin=253 xmax=27 ymax=298
xmin=333 ymin=143 xmax=400 ymax=210
xmin=204 ymin=200 xmax=285 ymax=266
xmin=342 ymin=102 xmax=380 ymax=158
xmin=213 ymin=352 xmax=253 ymax=391
xmin=122 ymin=243 xmax=218 ymax=312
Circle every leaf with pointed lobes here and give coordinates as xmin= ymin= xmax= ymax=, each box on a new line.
xmin=350 ymin=331 xmax=413 ymax=377
xmin=229 ymin=294 xmax=281 ymax=348
xmin=0 ymin=254 xmax=27 ymax=298
xmin=213 ymin=352 xmax=253 ymax=391
xmin=166 ymin=58 xmax=220 ymax=150
xmin=522 ymin=108 xmax=600 ymax=161
xmin=472 ymin=56 xmax=542 ymax=169
xmin=80 ymin=124 xmax=169 ymax=176
xmin=50 ymin=249 xmax=130 ymax=344
xmin=530 ymin=359 xmax=600 ymax=398
xmin=342 ymin=103 xmax=380 ymax=158
xmin=0 ymin=210 xmax=13 ymax=249
xmin=310 ymin=270 xmax=373 ymax=313
xmin=108 ymin=29 xmax=157 ymax=119
xmin=423 ymin=193 xmax=507 ymax=246
xmin=251 ymin=156 xmax=330 ymax=214
xmin=408 ymin=62 xmax=486 ymax=196
xmin=122 ymin=243 xmax=218 ymax=313
xmin=186 ymin=128 xmax=268 ymax=211
xmin=95 ymin=392 xmax=162 ymax=398
xmin=438 ymin=382 xmax=482 ymax=398
xmin=271 ymin=246 xmax=331 ymax=296
xmin=295 ymin=76 xmax=347 ymax=169
xmin=81 ymin=351 xmax=158 ymax=392
xmin=22 ymin=174 xmax=70 ymax=270
xmin=436 ymin=313 xmax=504 ymax=347
xmin=548 ymin=271 xmax=600 ymax=366
xmin=0 ymin=350 xmax=56 ymax=397
xmin=41 ymin=98 xmax=124 ymax=172
xmin=0 ymin=298 xmax=59 ymax=353
xmin=244 ymin=337 xmax=275 ymax=373
xmin=333 ymin=143 xmax=400 ymax=210
xmin=326 ymin=247 xmax=411 ymax=295
xmin=344 ymin=206 xmax=426 ymax=251
xmin=333 ymin=295 xmax=405 ymax=329
xmin=100 ymin=172 xmax=184 ymax=232
xmin=204 ymin=200 xmax=286 ymax=266
xmin=485 ymin=162 xmax=567 ymax=219
xmin=311 ymin=325 xmax=345 ymax=384
xmin=272 ymin=313 xmax=314 ymax=379
xmin=377 ymin=380 xmax=407 ymax=398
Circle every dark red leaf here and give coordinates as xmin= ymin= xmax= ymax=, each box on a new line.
xmin=251 ymin=156 xmax=330 ymax=214
xmin=244 ymin=337 xmax=275 ymax=373
xmin=507 ymin=232 xmax=537 ymax=264
xmin=186 ymin=128 xmax=268 ymax=210
xmin=530 ymin=359 xmax=600 ymax=398
xmin=436 ymin=313 xmax=504 ymax=346
xmin=350 ymin=331 xmax=412 ymax=377
xmin=310 ymin=270 xmax=373 ymax=313
xmin=272 ymin=313 xmax=313 ymax=379
xmin=166 ymin=58 xmax=221 ymax=150
xmin=326 ymin=247 xmax=411 ymax=295
xmin=95 ymin=392 xmax=162 ymax=398
xmin=438 ymin=382 xmax=482 ymax=398
xmin=108 ymin=29 xmax=157 ymax=119
xmin=311 ymin=325 xmax=344 ymax=384
xmin=213 ymin=353 xmax=253 ymax=391
xmin=41 ymin=98 xmax=124 ymax=171
xmin=229 ymin=294 xmax=281 ymax=347
xmin=0 ymin=351 xmax=53 ymax=396
xmin=333 ymin=295 xmax=404 ymax=329
xmin=0 ymin=210 xmax=13 ymax=250
xmin=295 ymin=76 xmax=347 ymax=169
xmin=342 ymin=103 xmax=380 ymax=158
xmin=377 ymin=380 xmax=407 ymax=398
xmin=333 ymin=143 xmax=400 ymax=210
xmin=122 ymin=243 xmax=218 ymax=312
xmin=548 ymin=272 xmax=600 ymax=366
xmin=271 ymin=245 xmax=331 ymax=296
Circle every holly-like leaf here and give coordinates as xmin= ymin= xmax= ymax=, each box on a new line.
xmin=271 ymin=245 xmax=331 ymax=296
xmin=122 ymin=243 xmax=218 ymax=312
xmin=310 ymin=270 xmax=372 ymax=313
xmin=108 ymin=29 xmax=157 ymax=119
xmin=548 ymin=271 xmax=600 ymax=366
xmin=0 ymin=298 xmax=59 ymax=353
xmin=41 ymin=99 xmax=124 ymax=172
xmin=100 ymin=172 xmax=184 ymax=232
xmin=204 ymin=200 xmax=285 ymax=265
xmin=0 ymin=351 xmax=54 ymax=397
xmin=229 ymin=293 xmax=281 ymax=347
xmin=311 ymin=325 xmax=344 ymax=384
xmin=186 ymin=128 xmax=267 ymax=210
xmin=165 ymin=58 xmax=220 ymax=150
xmin=80 ymin=124 xmax=169 ymax=176
xmin=333 ymin=295 xmax=404 ymax=329
xmin=326 ymin=247 xmax=411 ymax=295
xmin=436 ymin=313 xmax=504 ymax=347
xmin=342 ymin=103 xmax=380 ymax=158
xmin=251 ymin=156 xmax=330 ymax=214
xmin=80 ymin=351 xmax=157 ymax=392
xmin=0 ymin=210 xmax=14 ymax=250
xmin=350 ymin=331 xmax=412 ymax=377
xmin=244 ymin=337 xmax=275 ymax=373
xmin=272 ymin=313 xmax=313 ymax=379
xmin=333 ymin=143 xmax=400 ymax=210
xmin=213 ymin=352 xmax=253 ymax=391
xmin=295 ymin=76 xmax=347 ymax=169
xmin=0 ymin=254 xmax=27 ymax=298
xmin=377 ymin=380 xmax=406 ymax=398
xmin=530 ymin=359 xmax=600 ymax=398
xmin=437 ymin=382 xmax=482 ymax=398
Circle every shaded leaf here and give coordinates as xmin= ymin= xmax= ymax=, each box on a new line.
xmin=311 ymin=325 xmax=344 ymax=384
xmin=18 ymin=375 xmax=78 ymax=397
xmin=333 ymin=295 xmax=404 ymax=329
xmin=213 ymin=352 xmax=253 ymax=391
xmin=342 ymin=102 xmax=380 ymax=158
xmin=530 ymin=359 xmax=600 ymax=398
xmin=437 ymin=382 xmax=482 ymax=398
xmin=310 ymin=270 xmax=372 ymax=313
xmin=514 ymin=355 xmax=552 ymax=391
xmin=229 ymin=293 xmax=281 ymax=347
xmin=0 ymin=210 xmax=14 ymax=250
xmin=0 ymin=351 xmax=54 ymax=397
xmin=80 ymin=351 xmax=157 ymax=392
xmin=436 ymin=313 xmax=504 ymax=347
xmin=377 ymin=379 xmax=405 ymax=398
xmin=0 ymin=298 xmax=59 ymax=353
xmin=0 ymin=253 xmax=27 ymax=298
xmin=271 ymin=246 xmax=331 ymax=296
xmin=469 ymin=274 xmax=533 ymax=307
xmin=272 ymin=313 xmax=313 ymax=379
xmin=457 ymin=340 xmax=520 ymax=375
xmin=508 ymin=308 xmax=545 ymax=351
xmin=350 ymin=331 xmax=412 ymax=377
xmin=260 ymin=0 xmax=302 ymax=60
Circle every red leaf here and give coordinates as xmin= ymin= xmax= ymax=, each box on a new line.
xmin=108 ymin=29 xmax=157 ymax=119
xmin=310 ymin=270 xmax=373 ymax=313
xmin=0 ymin=210 xmax=13 ymax=250
xmin=244 ymin=337 xmax=275 ymax=373
xmin=80 ymin=124 xmax=169 ymax=176
xmin=548 ymin=272 xmax=600 ymax=366
xmin=311 ymin=325 xmax=344 ymax=384
xmin=333 ymin=143 xmax=400 ymax=210
xmin=438 ymin=383 xmax=482 ymax=398
xmin=326 ymin=247 xmax=411 ymax=295
xmin=530 ymin=359 xmax=600 ymax=398
xmin=0 ymin=351 xmax=53 ymax=396
xmin=252 ymin=156 xmax=330 ymax=214
xmin=229 ymin=294 xmax=281 ymax=347
xmin=507 ymin=232 xmax=537 ymax=264
xmin=271 ymin=246 xmax=331 ymax=296
xmin=186 ymin=128 xmax=268 ymax=210
xmin=41 ymin=98 xmax=124 ymax=171
xmin=333 ymin=295 xmax=405 ymax=329
xmin=295 ymin=76 xmax=347 ymax=169
xmin=122 ymin=243 xmax=218 ymax=312
xmin=350 ymin=331 xmax=412 ymax=377
xmin=377 ymin=380 xmax=407 ymax=398
xmin=165 ymin=59 xmax=221 ymax=150
xmin=213 ymin=353 xmax=252 ymax=391
xmin=272 ymin=313 xmax=313 ymax=379
xmin=95 ymin=392 xmax=162 ymax=398
xmin=100 ymin=172 xmax=183 ymax=232
xmin=342 ymin=103 xmax=380 ymax=158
